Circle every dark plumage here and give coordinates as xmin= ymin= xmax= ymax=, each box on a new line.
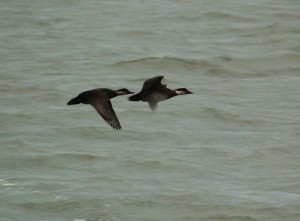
xmin=128 ymin=75 xmax=193 ymax=111
xmin=67 ymin=88 xmax=133 ymax=130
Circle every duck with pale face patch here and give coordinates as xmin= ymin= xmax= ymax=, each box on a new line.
xmin=128 ymin=75 xmax=193 ymax=111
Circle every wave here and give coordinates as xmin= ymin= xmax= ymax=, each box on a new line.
xmin=159 ymin=10 xmax=256 ymax=23
xmin=112 ymin=56 xmax=208 ymax=66
xmin=210 ymin=51 xmax=300 ymax=78
xmin=1 ymin=152 xmax=110 ymax=170
xmin=249 ymin=51 xmax=300 ymax=74
xmin=110 ymin=56 xmax=221 ymax=71
xmin=110 ymin=51 xmax=300 ymax=78
xmin=203 ymin=11 xmax=255 ymax=22
xmin=201 ymin=107 xmax=255 ymax=125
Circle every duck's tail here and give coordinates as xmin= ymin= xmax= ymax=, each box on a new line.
xmin=128 ymin=93 xmax=141 ymax=101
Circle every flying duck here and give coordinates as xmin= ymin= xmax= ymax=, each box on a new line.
xmin=67 ymin=88 xmax=134 ymax=130
xmin=128 ymin=75 xmax=193 ymax=111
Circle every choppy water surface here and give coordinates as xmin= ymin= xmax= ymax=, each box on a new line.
xmin=1 ymin=0 xmax=300 ymax=220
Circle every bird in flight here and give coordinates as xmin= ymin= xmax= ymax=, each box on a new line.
xmin=67 ymin=88 xmax=133 ymax=130
xmin=128 ymin=75 xmax=193 ymax=111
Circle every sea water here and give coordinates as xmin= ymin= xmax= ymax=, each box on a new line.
xmin=1 ymin=0 xmax=300 ymax=220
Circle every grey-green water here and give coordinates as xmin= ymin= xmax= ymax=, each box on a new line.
xmin=1 ymin=0 xmax=300 ymax=220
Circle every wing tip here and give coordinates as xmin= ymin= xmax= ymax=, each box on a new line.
xmin=113 ymin=125 xmax=122 ymax=130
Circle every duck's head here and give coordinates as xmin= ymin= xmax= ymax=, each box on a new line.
xmin=175 ymin=88 xmax=193 ymax=95
xmin=116 ymin=88 xmax=134 ymax=95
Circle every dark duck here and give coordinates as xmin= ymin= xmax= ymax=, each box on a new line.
xmin=128 ymin=75 xmax=193 ymax=111
xmin=67 ymin=88 xmax=134 ymax=130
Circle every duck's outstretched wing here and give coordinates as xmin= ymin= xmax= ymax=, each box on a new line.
xmin=142 ymin=75 xmax=164 ymax=91
xmin=88 ymin=96 xmax=121 ymax=130
xmin=129 ymin=75 xmax=165 ymax=101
